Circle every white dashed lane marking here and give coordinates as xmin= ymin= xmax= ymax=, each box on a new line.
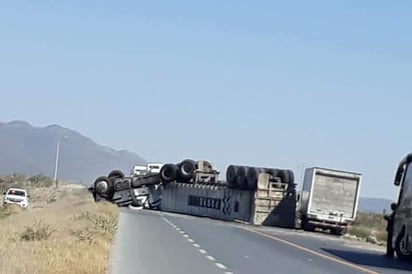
xmin=161 ymin=214 xmax=232 ymax=274
xmin=215 ymin=263 xmax=227 ymax=269
xmin=199 ymin=249 xmax=207 ymax=254
xmin=206 ymin=255 xmax=215 ymax=261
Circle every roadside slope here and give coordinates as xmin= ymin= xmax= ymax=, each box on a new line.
xmin=0 ymin=184 xmax=118 ymax=274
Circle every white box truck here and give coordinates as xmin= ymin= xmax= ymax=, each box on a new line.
xmin=299 ymin=167 xmax=362 ymax=235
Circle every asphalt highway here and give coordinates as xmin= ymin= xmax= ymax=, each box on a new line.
xmin=110 ymin=209 xmax=412 ymax=274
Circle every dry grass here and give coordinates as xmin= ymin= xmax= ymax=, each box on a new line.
xmin=348 ymin=212 xmax=387 ymax=243
xmin=0 ymin=185 xmax=118 ymax=274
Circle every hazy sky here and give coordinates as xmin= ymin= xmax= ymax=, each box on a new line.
xmin=1 ymin=1 xmax=411 ymax=199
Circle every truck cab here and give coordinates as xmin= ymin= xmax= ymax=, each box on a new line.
xmin=391 ymin=153 xmax=412 ymax=261
xmin=111 ymin=163 xmax=163 ymax=208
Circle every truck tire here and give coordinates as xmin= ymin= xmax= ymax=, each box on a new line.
xmin=331 ymin=227 xmax=347 ymax=236
xmin=178 ymin=159 xmax=196 ymax=182
xmin=279 ymin=169 xmax=291 ymax=184
xmin=226 ymin=165 xmax=238 ymax=188
xmin=236 ymin=166 xmax=248 ymax=190
xmin=266 ymin=168 xmax=280 ymax=178
xmin=108 ymin=170 xmax=125 ymax=180
xmin=246 ymin=167 xmax=264 ymax=191
xmin=301 ymin=216 xmax=314 ymax=232
xmin=132 ymin=174 xmax=161 ymax=188
xmin=395 ymin=226 xmax=412 ymax=262
xmin=93 ymin=176 xmax=113 ymax=197
xmin=160 ymin=164 xmax=178 ymax=184
xmin=287 ymin=169 xmax=295 ymax=184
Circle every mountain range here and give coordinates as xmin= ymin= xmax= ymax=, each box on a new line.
xmin=357 ymin=197 xmax=394 ymax=214
xmin=0 ymin=121 xmax=145 ymax=184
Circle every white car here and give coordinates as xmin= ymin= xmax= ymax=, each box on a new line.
xmin=3 ymin=188 xmax=30 ymax=208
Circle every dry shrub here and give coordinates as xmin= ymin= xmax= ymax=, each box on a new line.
xmin=0 ymin=206 xmax=10 ymax=219
xmin=348 ymin=226 xmax=371 ymax=239
xmin=348 ymin=212 xmax=388 ymax=244
xmin=20 ymin=220 xmax=54 ymax=241
xmin=0 ymin=204 xmax=24 ymax=219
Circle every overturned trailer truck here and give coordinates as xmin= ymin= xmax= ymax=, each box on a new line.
xmin=90 ymin=160 xmax=365 ymax=235
xmin=90 ymin=159 xmax=298 ymax=227
xmin=89 ymin=163 xmax=163 ymax=208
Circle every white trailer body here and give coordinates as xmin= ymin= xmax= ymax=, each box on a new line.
xmin=300 ymin=167 xmax=362 ymax=233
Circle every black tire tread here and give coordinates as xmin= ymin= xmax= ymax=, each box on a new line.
xmin=178 ymin=159 xmax=196 ymax=182
xmin=108 ymin=170 xmax=125 ymax=180
xmin=93 ymin=176 xmax=114 ymax=198
xmin=160 ymin=164 xmax=178 ymax=184
xmin=226 ymin=165 xmax=238 ymax=188
xmin=395 ymin=226 xmax=412 ymax=262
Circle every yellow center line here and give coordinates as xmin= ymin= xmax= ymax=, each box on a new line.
xmin=242 ymin=227 xmax=380 ymax=274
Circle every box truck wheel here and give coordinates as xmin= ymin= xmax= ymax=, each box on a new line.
xmin=331 ymin=227 xmax=347 ymax=236
xmin=302 ymin=217 xmax=314 ymax=232
xmin=395 ymin=226 xmax=412 ymax=262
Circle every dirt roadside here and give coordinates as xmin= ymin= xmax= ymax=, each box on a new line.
xmin=0 ymin=184 xmax=118 ymax=274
